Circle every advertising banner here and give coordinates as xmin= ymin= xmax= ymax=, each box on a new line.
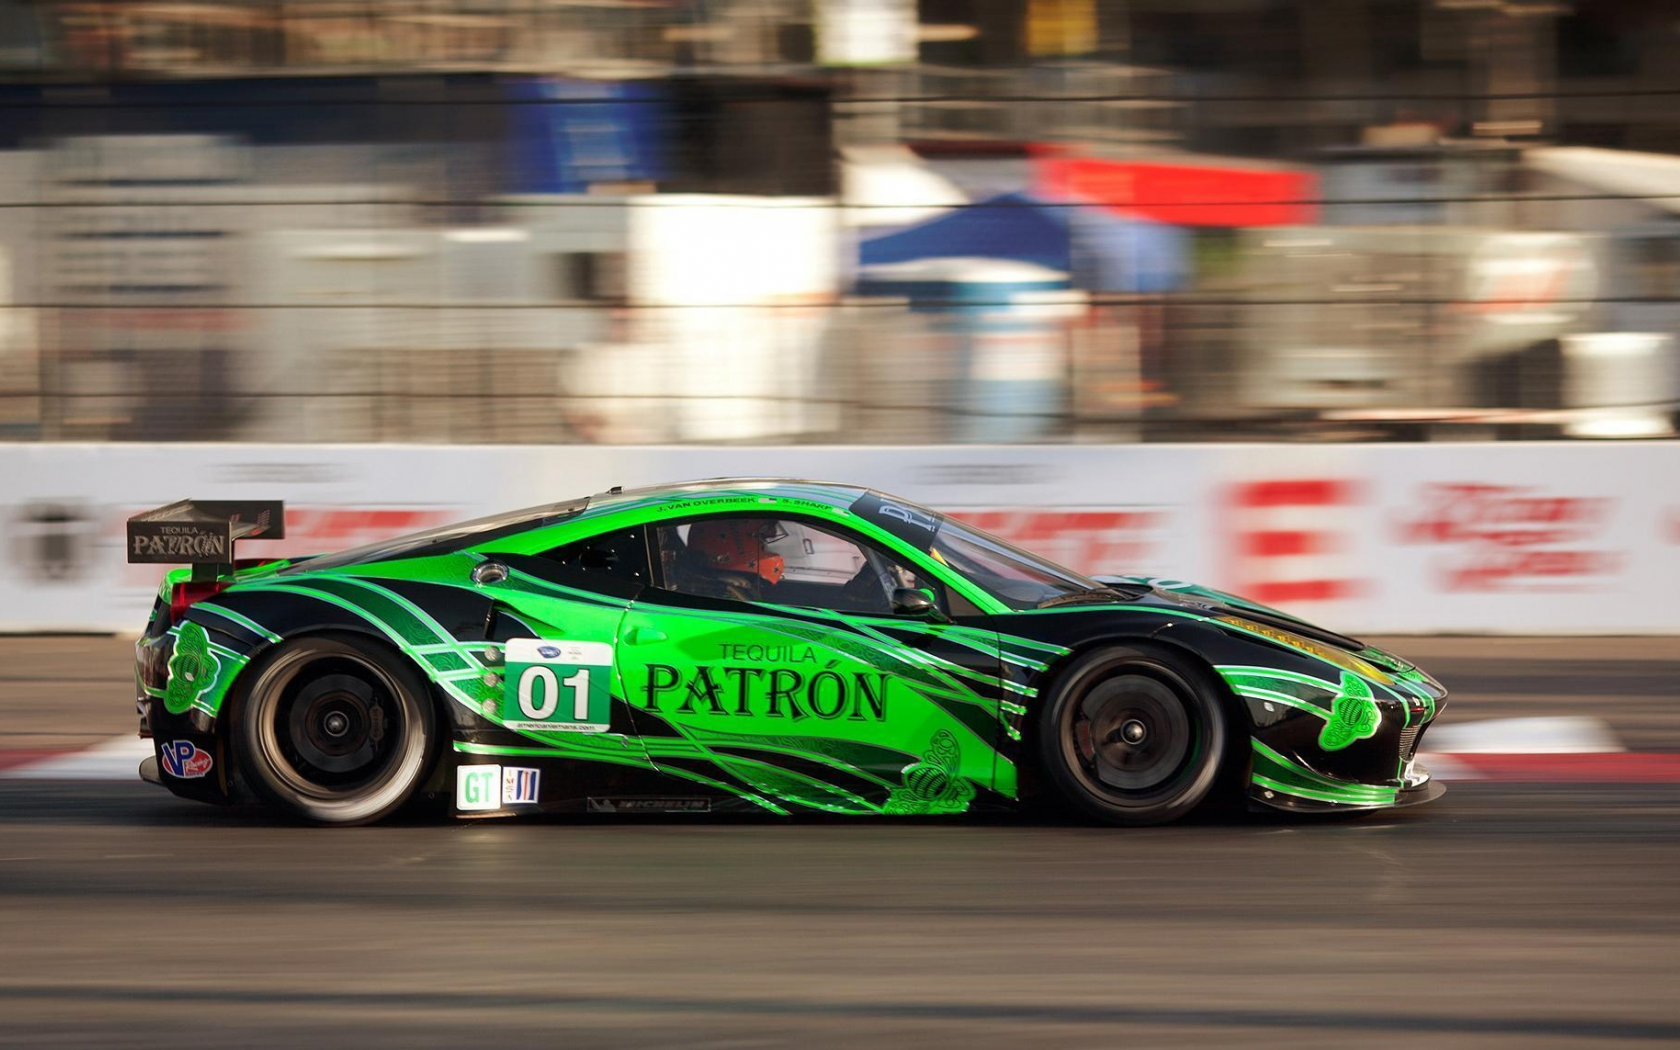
xmin=1 ymin=442 xmax=1675 ymax=633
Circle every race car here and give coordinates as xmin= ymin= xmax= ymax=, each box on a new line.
xmin=129 ymin=480 xmax=1446 ymax=826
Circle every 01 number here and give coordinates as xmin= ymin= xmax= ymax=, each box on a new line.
xmin=516 ymin=666 xmax=592 ymax=722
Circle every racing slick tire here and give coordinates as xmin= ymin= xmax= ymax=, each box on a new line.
xmin=1037 ymin=644 xmax=1227 ymax=827
xmin=233 ymin=634 xmax=437 ymax=826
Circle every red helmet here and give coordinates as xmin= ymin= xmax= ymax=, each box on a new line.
xmin=688 ymin=519 xmax=785 ymax=585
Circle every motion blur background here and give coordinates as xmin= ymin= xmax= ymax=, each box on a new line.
xmin=3 ymin=8 xmax=1680 ymax=1047
xmin=1 ymin=0 xmax=1679 ymax=445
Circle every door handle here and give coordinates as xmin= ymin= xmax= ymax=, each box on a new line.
xmin=624 ymin=626 xmax=667 ymax=645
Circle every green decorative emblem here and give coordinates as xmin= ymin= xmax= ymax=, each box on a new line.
xmin=165 ymin=621 xmax=220 ymax=713
xmin=885 ymin=730 xmax=975 ymax=815
xmin=1318 ymin=672 xmax=1380 ymax=751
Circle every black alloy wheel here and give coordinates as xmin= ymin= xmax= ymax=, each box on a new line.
xmin=235 ymin=635 xmax=436 ymax=825
xmin=1038 ymin=644 xmax=1228 ymax=826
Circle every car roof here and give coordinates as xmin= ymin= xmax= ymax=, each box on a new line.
xmin=579 ymin=478 xmax=871 ymax=517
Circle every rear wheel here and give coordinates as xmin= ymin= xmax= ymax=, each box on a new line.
xmin=1037 ymin=645 xmax=1227 ymax=826
xmin=235 ymin=636 xmax=435 ymax=825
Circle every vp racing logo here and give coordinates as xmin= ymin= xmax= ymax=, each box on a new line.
xmin=161 ymin=740 xmax=213 ymax=779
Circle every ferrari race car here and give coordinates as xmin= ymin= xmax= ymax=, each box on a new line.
xmin=130 ymin=480 xmax=1446 ymax=826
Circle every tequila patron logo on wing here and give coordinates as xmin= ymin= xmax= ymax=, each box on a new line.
xmin=641 ymin=644 xmax=889 ymax=722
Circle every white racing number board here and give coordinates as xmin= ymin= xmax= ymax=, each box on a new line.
xmin=499 ymin=639 xmax=614 ymax=734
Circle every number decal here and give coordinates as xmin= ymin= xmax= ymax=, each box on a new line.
xmin=501 ymin=640 xmax=612 ymax=734
xmin=563 ymin=668 xmax=590 ymax=721
xmin=516 ymin=665 xmax=560 ymax=720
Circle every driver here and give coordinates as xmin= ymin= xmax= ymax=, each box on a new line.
xmin=684 ymin=519 xmax=786 ymax=602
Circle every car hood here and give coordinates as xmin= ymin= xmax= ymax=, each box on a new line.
xmin=1093 ymin=574 xmax=1441 ymax=696
xmin=1095 ymin=573 xmax=1367 ymax=650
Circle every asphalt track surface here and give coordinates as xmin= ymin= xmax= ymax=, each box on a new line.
xmin=2 ymin=636 xmax=1679 ymax=1048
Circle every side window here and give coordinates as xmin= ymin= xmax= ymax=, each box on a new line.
xmin=535 ymin=526 xmax=651 ymax=591
xmin=651 ymin=516 xmax=939 ymax=615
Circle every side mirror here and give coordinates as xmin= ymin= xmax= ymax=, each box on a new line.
xmin=891 ymin=587 xmax=947 ymax=621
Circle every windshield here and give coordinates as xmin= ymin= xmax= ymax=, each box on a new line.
xmin=928 ymin=517 xmax=1107 ymax=610
xmin=283 ymin=497 xmax=589 ymax=573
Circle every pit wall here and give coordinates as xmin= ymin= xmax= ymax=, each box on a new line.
xmin=7 ymin=442 xmax=1677 ymax=634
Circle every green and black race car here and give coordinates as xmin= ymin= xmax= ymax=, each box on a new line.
xmin=131 ymin=479 xmax=1446 ymax=826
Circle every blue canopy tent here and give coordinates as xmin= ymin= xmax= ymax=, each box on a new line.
xmin=857 ymin=191 xmax=1189 ymax=294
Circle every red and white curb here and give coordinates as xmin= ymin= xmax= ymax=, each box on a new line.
xmin=2 ymin=717 xmax=1678 ymax=784
xmin=0 ymin=735 xmax=154 ymax=780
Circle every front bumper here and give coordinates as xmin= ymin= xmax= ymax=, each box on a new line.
xmin=1246 ymin=699 xmax=1446 ymax=814
xmin=1251 ymin=767 xmax=1445 ymax=814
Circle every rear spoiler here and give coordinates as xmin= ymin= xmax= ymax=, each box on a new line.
xmin=127 ymin=500 xmax=285 ymax=577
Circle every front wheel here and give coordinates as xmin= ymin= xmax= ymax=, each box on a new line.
xmin=1037 ymin=645 xmax=1227 ymax=826
xmin=234 ymin=635 xmax=436 ymax=825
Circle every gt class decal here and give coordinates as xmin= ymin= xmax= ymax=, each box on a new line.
xmin=457 ymin=764 xmax=501 ymax=811
xmin=501 ymin=640 xmax=613 ymax=734
xmin=455 ymin=764 xmax=541 ymax=812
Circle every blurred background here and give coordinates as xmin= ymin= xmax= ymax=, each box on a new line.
xmin=0 ymin=0 xmax=1678 ymax=446
xmin=3 ymin=10 xmax=1680 ymax=1046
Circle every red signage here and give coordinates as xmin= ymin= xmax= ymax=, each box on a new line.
xmin=1396 ymin=483 xmax=1620 ymax=592
xmin=951 ymin=509 xmax=1163 ymax=574
xmin=1037 ymin=158 xmax=1318 ymax=227
xmin=1227 ymin=478 xmax=1361 ymax=605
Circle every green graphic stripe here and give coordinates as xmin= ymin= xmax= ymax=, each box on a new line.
xmin=1226 ymin=684 xmax=1328 ymax=718
xmin=499 ymin=565 xmax=632 ymax=609
xmin=1031 ymin=603 xmax=1414 ymax=702
xmin=648 ymin=740 xmax=883 ymax=815
xmin=192 ymin=602 xmax=283 ymax=644
xmin=236 ymin=582 xmax=432 ymax=647
xmin=651 ymin=745 xmax=882 ymax=814
xmin=1218 ymin=665 xmax=1340 ymax=691
xmin=424 ymin=652 xmax=470 ymax=673
xmin=1250 ymin=739 xmax=1398 ymax=806
xmin=324 ymin=577 xmax=465 ymax=643
xmin=1251 ymin=774 xmax=1397 ymax=807
xmin=660 ymin=733 xmax=898 ymax=790
xmin=228 ymin=582 xmax=514 ymax=736
xmin=1217 ymin=666 xmax=1341 ymax=719
xmin=291 ymin=578 xmax=440 ymax=647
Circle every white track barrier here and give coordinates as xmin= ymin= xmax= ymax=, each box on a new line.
xmin=3 ymin=441 xmax=1677 ymax=633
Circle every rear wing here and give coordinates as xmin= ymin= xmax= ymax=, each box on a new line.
xmin=127 ymin=500 xmax=285 ymax=576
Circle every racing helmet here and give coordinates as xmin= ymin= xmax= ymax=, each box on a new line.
xmin=687 ymin=519 xmax=786 ymax=585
